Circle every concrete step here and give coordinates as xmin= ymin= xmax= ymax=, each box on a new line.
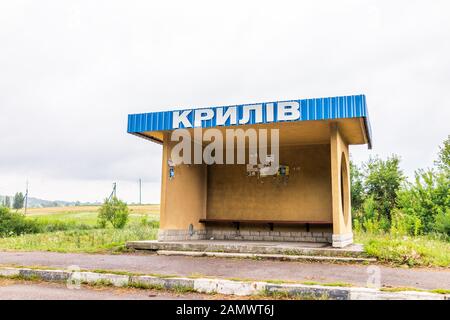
xmin=156 ymin=250 xmax=377 ymax=263
xmin=126 ymin=240 xmax=369 ymax=259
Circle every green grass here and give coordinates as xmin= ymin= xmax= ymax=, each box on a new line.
xmin=430 ymin=289 xmax=450 ymax=294
xmin=0 ymin=222 xmax=158 ymax=253
xmin=0 ymin=205 xmax=160 ymax=253
xmin=128 ymin=281 xmax=164 ymax=291
xmin=355 ymin=232 xmax=450 ymax=267
xmin=3 ymin=274 xmax=41 ymax=282
xmin=380 ymin=287 xmax=450 ymax=295
xmin=258 ymin=288 xmax=329 ymax=300
xmin=26 ymin=210 xmax=159 ymax=228
xmin=301 ymin=281 xmax=353 ymax=287
xmin=29 ymin=211 xmax=101 ymax=227
xmin=380 ymin=287 xmax=425 ymax=293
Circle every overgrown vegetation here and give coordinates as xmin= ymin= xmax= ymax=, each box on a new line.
xmin=0 ymin=207 xmax=40 ymax=237
xmin=0 ymin=221 xmax=158 ymax=253
xmin=0 ymin=204 xmax=159 ymax=253
xmin=355 ymin=232 xmax=450 ymax=267
xmin=352 ymin=135 xmax=450 ymax=266
xmin=97 ymin=197 xmax=129 ymax=229
xmin=0 ymin=206 xmax=95 ymax=237
xmin=352 ymin=136 xmax=449 ymax=237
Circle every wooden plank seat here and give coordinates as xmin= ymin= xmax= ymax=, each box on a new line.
xmin=199 ymin=218 xmax=332 ymax=232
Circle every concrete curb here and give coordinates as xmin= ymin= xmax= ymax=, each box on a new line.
xmin=0 ymin=267 xmax=448 ymax=300
xmin=156 ymin=250 xmax=377 ymax=263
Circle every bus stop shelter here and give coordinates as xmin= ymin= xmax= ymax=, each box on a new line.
xmin=128 ymin=94 xmax=372 ymax=248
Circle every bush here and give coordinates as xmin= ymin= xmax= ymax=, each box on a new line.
xmin=98 ymin=197 xmax=129 ymax=229
xmin=353 ymin=196 xmax=390 ymax=234
xmin=390 ymin=209 xmax=422 ymax=236
xmin=397 ymin=170 xmax=449 ymax=234
xmin=434 ymin=209 xmax=450 ymax=236
xmin=0 ymin=206 xmax=41 ymax=237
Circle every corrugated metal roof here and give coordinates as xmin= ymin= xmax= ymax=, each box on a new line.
xmin=127 ymin=94 xmax=372 ymax=148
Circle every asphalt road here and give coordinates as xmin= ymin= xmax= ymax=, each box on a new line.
xmin=0 ymin=251 xmax=449 ymax=290
xmin=0 ymin=278 xmax=205 ymax=300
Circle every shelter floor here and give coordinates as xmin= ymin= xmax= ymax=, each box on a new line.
xmin=126 ymin=239 xmax=364 ymax=257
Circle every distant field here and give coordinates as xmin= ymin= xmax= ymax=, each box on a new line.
xmin=19 ymin=204 xmax=160 ymax=228
xmin=22 ymin=204 xmax=160 ymax=216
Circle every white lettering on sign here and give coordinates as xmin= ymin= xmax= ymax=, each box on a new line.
xmin=277 ymin=101 xmax=300 ymax=121
xmin=194 ymin=109 xmax=214 ymax=127
xmin=216 ymin=106 xmax=237 ymax=126
xmin=171 ymin=101 xmax=301 ymax=129
xmin=266 ymin=103 xmax=275 ymax=122
xmin=239 ymin=104 xmax=263 ymax=124
xmin=172 ymin=110 xmax=192 ymax=128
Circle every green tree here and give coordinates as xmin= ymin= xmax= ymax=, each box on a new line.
xmin=363 ymin=155 xmax=404 ymax=222
xmin=393 ymin=136 xmax=450 ymax=236
xmin=5 ymin=196 xmax=11 ymax=208
xmin=435 ymin=135 xmax=450 ymax=172
xmin=13 ymin=192 xmax=25 ymax=210
xmin=434 ymin=210 xmax=450 ymax=236
xmin=350 ymin=161 xmax=365 ymax=213
xmin=97 ymin=197 xmax=129 ymax=229
xmin=397 ymin=169 xmax=450 ymax=234
xmin=353 ymin=137 xmax=450 ymax=236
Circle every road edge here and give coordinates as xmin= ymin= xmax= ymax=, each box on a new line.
xmin=0 ymin=267 xmax=448 ymax=300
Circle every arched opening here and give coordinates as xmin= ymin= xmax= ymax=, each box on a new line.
xmin=340 ymin=152 xmax=350 ymax=225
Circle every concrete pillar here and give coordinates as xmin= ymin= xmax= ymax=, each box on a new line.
xmin=330 ymin=123 xmax=353 ymax=247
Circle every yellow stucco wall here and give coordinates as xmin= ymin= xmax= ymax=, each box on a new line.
xmin=159 ymin=134 xmax=207 ymax=230
xmin=206 ymin=144 xmax=332 ymax=222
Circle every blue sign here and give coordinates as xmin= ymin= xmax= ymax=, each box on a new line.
xmin=127 ymin=94 xmax=371 ymax=146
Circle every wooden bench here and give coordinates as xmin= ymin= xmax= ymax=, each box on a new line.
xmin=199 ymin=218 xmax=332 ymax=232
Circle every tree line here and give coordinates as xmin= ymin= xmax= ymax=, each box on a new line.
xmin=351 ymin=135 xmax=450 ymax=237
xmin=1 ymin=193 xmax=25 ymax=210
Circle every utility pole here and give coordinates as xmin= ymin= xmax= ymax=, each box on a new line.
xmin=139 ymin=179 xmax=142 ymax=205
xmin=109 ymin=182 xmax=117 ymax=201
xmin=24 ymin=180 xmax=29 ymax=214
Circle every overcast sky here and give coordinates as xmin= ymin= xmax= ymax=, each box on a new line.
xmin=1 ymin=0 xmax=449 ymax=203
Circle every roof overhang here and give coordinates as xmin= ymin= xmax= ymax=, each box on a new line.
xmin=127 ymin=94 xmax=372 ymax=149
